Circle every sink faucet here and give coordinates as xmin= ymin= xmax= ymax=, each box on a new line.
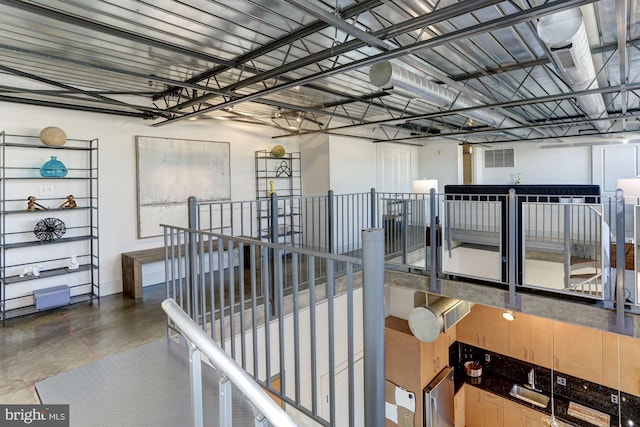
xmin=525 ymin=367 xmax=542 ymax=392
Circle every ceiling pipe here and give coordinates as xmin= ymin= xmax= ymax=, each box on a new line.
xmin=369 ymin=61 xmax=541 ymax=139
xmin=537 ymin=7 xmax=612 ymax=134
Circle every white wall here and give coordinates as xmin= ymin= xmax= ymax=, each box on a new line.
xmin=417 ymin=141 xmax=460 ymax=192
xmin=0 ymin=101 xmax=299 ymax=296
xmin=329 ymin=136 xmax=377 ymax=194
xmin=300 ymin=133 xmax=330 ymax=196
xmin=476 ymin=141 xmax=592 ymax=185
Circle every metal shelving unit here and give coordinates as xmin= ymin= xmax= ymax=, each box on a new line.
xmin=254 ymin=150 xmax=301 ymax=246
xmin=0 ymin=132 xmax=99 ymax=324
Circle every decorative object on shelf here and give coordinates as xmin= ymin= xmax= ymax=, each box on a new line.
xmin=39 ymin=126 xmax=67 ymax=147
xmin=269 ymin=180 xmax=275 ymax=196
xmin=33 ymin=217 xmax=66 ymax=242
xmin=26 ymin=196 xmax=48 ymax=211
xmin=68 ymin=255 xmax=79 ymax=270
xmin=275 ymin=160 xmax=291 ymax=177
xmin=58 ymin=194 xmax=77 ymax=209
xmin=40 ymin=156 xmax=68 ymax=177
xmin=271 ymin=144 xmax=285 ymax=157
xmin=19 ymin=264 xmax=42 ymax=278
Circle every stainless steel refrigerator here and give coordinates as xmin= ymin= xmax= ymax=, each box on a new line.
xmin=423 ymin=366 xmax=455 ymax=427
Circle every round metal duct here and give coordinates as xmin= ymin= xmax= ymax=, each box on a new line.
xmin=408 ymin=297 xmax=462 ymax=343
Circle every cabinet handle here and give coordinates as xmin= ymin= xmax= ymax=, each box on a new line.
xmin=530 ymin=349 xmax=534 ymax=362
xmin=524 ymin=349 xmax=528 ymax=360
xmin=483 ymin=336 xmax=486 ymax=347
xmin=477 ymin=334 xmax=480 ymax=345
xmin=437 ymin=356 xmax=440 ymax=369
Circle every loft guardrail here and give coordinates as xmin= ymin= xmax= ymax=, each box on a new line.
xmin=161 ymin=297 xmax=299 ymax=427
xmin=161 ymin=223 xmax=386 ymax=427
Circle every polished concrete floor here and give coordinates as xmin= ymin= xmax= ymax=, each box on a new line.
xmin=0 ymin=284 xmax=168 ymax=404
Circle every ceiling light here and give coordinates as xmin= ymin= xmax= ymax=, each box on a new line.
xmin=274 ymin=109 xmax=281 ymax=118
xmin=502 ymin=310 xmax=516 ymax=321
xmin=296 ymin=114 xmax=302 ymax=123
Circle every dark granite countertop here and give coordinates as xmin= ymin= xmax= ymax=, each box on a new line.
xmin=457 ymin=370 xmax=621 ymax=427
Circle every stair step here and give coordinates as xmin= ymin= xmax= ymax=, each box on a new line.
xmin=570 ymin=256 xmax=597 ymax=267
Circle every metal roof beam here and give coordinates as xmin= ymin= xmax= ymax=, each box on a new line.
xmin=2 ymin=0 xmax=245 ymax=70
xmin=0 ymin=94 xmax=147 ymax=118
xmin=282 ymin=0 xmax=388 ymax=50
xmin=153 ymin=0 xmax=384 ymax=100
xmin=162 ymin=0 xmax=504 ymax=113
xmin=0 ymin=63 xmax=165 ymax=118
xmin=155 ymin=0 xmax=597 ymax=126
xmin=374 ymin=112 xmax=640 ymax=143
xmin=451 ymin=36 xmax=640 ymax=83
xmin=0 ymin=43 xmax=232 ymax=97
xmin=277 ymin=80 xmax=640 ymax=139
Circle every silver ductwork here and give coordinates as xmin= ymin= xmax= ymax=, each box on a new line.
xmin=369 ymin=61 xmax=538 ymax=139
xmin=408 ymin=297 xmax=471 ymax=342
xmin=537 ymin=8 xmax=611 ymax=134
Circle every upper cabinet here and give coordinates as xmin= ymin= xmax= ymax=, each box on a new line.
xmin=457 ymin=304 xmax=508 ymax=355
xmin=619 ymin=335 xmax=640 ymax=396
xmin=385 ymin=316 xmax=454 ymax=427
xmin=508 ymin=313 xmax=552 ymax=369
xmin=552 ymin=321 xmax=603 ymax=385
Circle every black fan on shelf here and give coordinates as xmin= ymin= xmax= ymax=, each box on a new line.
xmin=34 ymin=217 xmax=66 ymax=242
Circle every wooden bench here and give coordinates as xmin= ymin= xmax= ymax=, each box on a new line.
xmin=121 ymin=239 xmax=241 ymax=299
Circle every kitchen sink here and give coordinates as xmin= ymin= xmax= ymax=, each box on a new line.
xmin=509 ymin=384 xmax=550 ymax=408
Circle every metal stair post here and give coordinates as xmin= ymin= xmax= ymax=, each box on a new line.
xmin=609 ymin=189 xmax=634 ymax=335
xmin=370 ymin=188 xmax=377 ymax=228
xmin=362 ymin=228 xmax=385 ymax=427
xmin=188 ymin=343 xmax=203 ymax=427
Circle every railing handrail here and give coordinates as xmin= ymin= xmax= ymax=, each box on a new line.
xmin=161 ymin=297 xmax=299 ymax=427
xmin=160 ymin=223 xmax=363 ymax=264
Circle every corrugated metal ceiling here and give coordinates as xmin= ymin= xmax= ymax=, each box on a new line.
xmin=0 ymin=0 xmax=637 ymax=144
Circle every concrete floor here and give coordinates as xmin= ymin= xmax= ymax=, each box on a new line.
xmin=0 ymin=284 xmax=167 ymax=404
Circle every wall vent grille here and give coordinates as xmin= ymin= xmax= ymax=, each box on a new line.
xmin=485 ymin=148 xmax=515 ymax=168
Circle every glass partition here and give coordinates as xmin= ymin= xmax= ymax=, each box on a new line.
xmin=522 ymin=202 xmax=604 ymax=299
xmin=441 ymin=198 xmax=503 ymax=282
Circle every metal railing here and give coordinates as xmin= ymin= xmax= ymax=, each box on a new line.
xmin=161 ymin=297 xmax=299 ymax=427
xmin=162 ymin=223 xmax=385 ymax=427
xmin=183 ymin=187 xmax=638 ymax=327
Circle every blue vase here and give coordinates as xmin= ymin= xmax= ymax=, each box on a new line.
xmin=40 ymin=156 xmax=67 ymax=177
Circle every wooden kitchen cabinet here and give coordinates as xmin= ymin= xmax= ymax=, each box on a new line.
xmin=454 ymin=385 xmax=465 ymax=427
xmin=465 ymin=386 xmax=484 ymax=427
xmin=483 ymin=392 xmax=504 ymax=427
xmin=457 ymin=303 xmax=484 ymax=347
xmin=385 ymin=316 xmax=455 ymax=427
xmin=503 ymin=398 xmax=545 ymax=427
xmin=508 ymin=313 xmax=552 ymax=369
xmin=503 ymin=398 xmax=526 ymax=427
xmin=602 ymin=331 xmax=619 ymax=390
xmin=618 ymin=334 xmax=640 ymax=397
xmin=457 ymin=304 xmax=509 ymax=354
xmin=553 ymin=321 xmax=603 ymax=384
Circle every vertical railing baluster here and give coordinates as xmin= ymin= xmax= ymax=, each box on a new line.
xmin=189 ymin=345 xmax=203 ymax=427
xmin=219 ymin=376 xmax=232 ymax=427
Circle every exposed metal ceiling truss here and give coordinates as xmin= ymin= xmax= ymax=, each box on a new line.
xmin=0 ymin=0 xmax=638 ymax=144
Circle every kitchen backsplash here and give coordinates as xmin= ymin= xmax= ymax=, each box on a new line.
xmin=454 ymin=342 xmax=640 ymax=425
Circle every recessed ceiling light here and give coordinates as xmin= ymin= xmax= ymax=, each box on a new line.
xmin=502 ymin=310 xmax=515 ymax=321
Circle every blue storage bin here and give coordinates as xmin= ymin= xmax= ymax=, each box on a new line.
xmin=33 ymin=285 xmax=70 ymax=310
